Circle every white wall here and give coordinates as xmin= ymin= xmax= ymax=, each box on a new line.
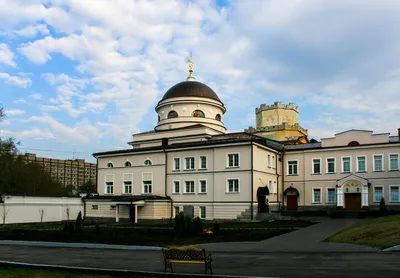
xmin=0 ymin=195 xmax=83 ymax=224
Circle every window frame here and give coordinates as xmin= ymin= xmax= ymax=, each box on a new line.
xmin=142 ymin=172 xmax=153 ymax=194
xmin=326 ymin=188 xmax=336 ymax=204
xmin=373 ymin=154 xmax=384 ymax=172
xmin=184 ymin=180 xmax=195 ymax=194
xmin=226 ymin=178 xmax=240 ymax=193
xmin=272 ymin=156 xmax=276 ymax=169
xmin=106 ymin=162 xmax=114 ymax=168
xmin=312 ymin=158 xmax=321 ymax=174
xmin=172 ymin=180 xmax=180 ymax=194
xmin=388 ymin=153 xmax=399 ymax=171
xmin=199 ymin=206 xmax=206 ymax=219
xmin=198 ymin=180 xmax=207 ymax=194
xmin=287 ymin=160 xmax=299 ymax=176
xmin=123 ymin=180 xmax=132 ymax=194
xmin=373 ymin=186 xmax=384 ymax=203
xmin=184 ymin=157 xmax=195 ymax=170
xmin=312 ymin=187 xmax=322 ymax=204
xmin=199 ymin=156 xmax=207 ymax=170
xmin=174 ymin=206 xmax=180 ymax=217
xmin=173 ymin=157 xmax=180 ymax=171
xmin=226 ymin=153 xmax=240 ymax=168
xmin=341 ymin=156 xmax=352 ymax=173
xmin=356 ymin=155 xmax=367 ymax=172
xmin=268 ymin=155 xmax=271 ymax=168
xmin=326 ymin=157 xmax=336 ymax=174
xmin=105 ymin=181 xmax=114 ymax=195
xmin=389 ymin=185 xmax=400 ymax=203
xmin=124 ymin=161 xmax=132 ymax=167
xmin=91 ymin=205 xmax=98 ymax=210
xmin=144 ymin=159 xmax=153 ymax=166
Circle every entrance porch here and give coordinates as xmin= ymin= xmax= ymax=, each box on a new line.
xmin=336 ymin=174 xmax=370 ymax=210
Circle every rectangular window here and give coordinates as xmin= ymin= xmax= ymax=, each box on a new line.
xmin=143 ymin=180 xmax=152 ymax=194
xmin=227 ymin=153 xmax=239 ymax=167
xmin=357 ymin=156 xmax=366 ymax=172
xmin=174 ymin=206 xmax=180 ymax=217
xmin=342 ymin=157 xmax=351 ymax=173
xmin=173 ymin=158 xmax=180 ymax=170
xmin=268 ymin=180 xmax=273 ymax=193
xmin=200 ymin=207 xmax=206 ymax=219
xmin=287 ymin=160 xmax=298 ymax=175
xmin=390 ymin=186 xmax=399 ymax=202
xmin=200 ymin=156 xmax=207 ymax=169
xmin=91 ymin=205 xmax=98 ymax=210
xmin=312 ymin=188 xmax=321 ymax=203
xmin=106 ymin=182 xmax=113 ymax=194
xmin=272 ymin=156 xmax=276 ymax=168
xmin=327 ymin=188 xmax=336 ymax=203
xmin=313 ymin=159 xmax=321 ymax=174
xmin=185 ymin=181 xmax=195 ymax=193
xmin=173 ymin=181 xmax=180 ymax=194
xmin=389 ymin=154 xmax=399 ymax=171
xmin=110 ymin=205 xmax=116 ymax=210
xmin=199 ymin=180 xmax=207 ymax=193
xmin=374 ymin=186 xmax=383 ymax=202
xmin=185 ymin=157 xmax=195 ymax=170
xmin=373 ymin=155 xmax=384 ymax=171
xmin=327 ymin=158 xmax=336 ymax=173
xmin=124 ymin=181 xmax=132 ymax=194
xmin=268 ymin=155 xmax=271 ymax=168
xmin=227 ymin=179 xmax=239 ymax=193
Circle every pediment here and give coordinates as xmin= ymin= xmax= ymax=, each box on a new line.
xmin=337 ymin=174 xmax=369 ymax=187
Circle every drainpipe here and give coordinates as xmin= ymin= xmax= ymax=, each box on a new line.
xmin=250 ymin=140 xmax=254 ymax=220
xmin=281 ymin=151 xmax=285 ymax=210
xmin=163 ymin=148 xmax=173 ymax=221
xmin=275 ymin=151 xmax=280 ymax=211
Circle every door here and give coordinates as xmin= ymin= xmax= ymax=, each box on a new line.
xmin=129 ymin=205 xmax=135 ymax=222
xmin=286 ymin=195 xmax=298 ymax=211
xmin=345 ymin=193 xmax=361 ymax=210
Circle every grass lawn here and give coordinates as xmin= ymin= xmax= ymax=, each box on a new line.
xmin=325 ymin=215 xmax=400 ymax=249
xmin=0 ymin=267 xmax=151 ymax=278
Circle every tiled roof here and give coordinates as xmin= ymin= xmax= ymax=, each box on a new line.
xmin=284 ymin=142 xmax=322 ymax=150
xmin=389 ymin=136 xmax=400 ymax=142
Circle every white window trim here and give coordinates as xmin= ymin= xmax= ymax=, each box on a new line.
xmin=226 ymin=153 xmax=240 ymax=168
xmin=105 ymin=174 xmax=114 ymax=195
xmin=388 ymin=153 xmax=399 ymax=171
xmin=272 ymin=156 xmax=276 ymax=169
xmin=173 ymin=157 xmax=181 ymax=171
xmin=312 ymin=187 xmax=322 ymax=204
xmin=198 ymin=179 xmax=207 ymax=194
xmin=373 ymin=185 xmax=384 ymax=203
xmin=373 ymin=154 xmax=384 ymax=172
xmin=287 ymin=159 xmax=299 ymax=175
xmin=142 ymin=172 xmax=153 ymax=194
xmin=172 ymin=180 xmax=180 ymax=194
xmin=199 ymin=206 xmax=206 ymax=219
xmin=184 ymin=157 xmax=195 ymax=170
xmin=312 ymin=158 xmax=322 ymax=174
xmin=326 ymin=187 xmax=336 ymax=204
xmin=341 ymin=156 xmax=352 ymax=173
xmin=356 ymin=155 xmax=367 ymax=172
xmin=226 ymin=178 xmax=240 ymax=193
xmin=268 ymin=154 xmax=271 ymax=168
xmin=122 ymin=173 xmax=133 ymax=194
xmin=124 ymin=160 xmax=132 ymax=167
xmin=144 ymin=158 xmax=153 ymax=166
xmin=389 ymin=185 xmax=400 ymax=203
xmin=106 ymin=161 xmax=114 ymax=168
xmin=183 ymin=180 xmax=196 ymax=194
xmin=326 ymin=157 xmax=336 ymax=174
xmin=199 ymin=156 xmax=207 ymax=170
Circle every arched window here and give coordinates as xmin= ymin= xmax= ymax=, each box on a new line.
xmin=158 ymin=115 xmax=161 ymax=122
xmin=124 ymin=161 xmax=132 ymax=167
xmin=106 ymin=162 xmax=114 ymax=168
xmin=192 ymin=110 xmax=205 ymax=118
xmin=144 ymin=159 xmax=152 ymax=166
xmin=215 ymin=114 xmax=221 ymax=121
xmin=168 ymin=110 xmax=178 ymax=119
xmin=348 ymin=141 xmax=360 ymax=146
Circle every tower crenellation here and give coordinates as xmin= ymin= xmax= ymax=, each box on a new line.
xmin=256 ymin=101 xmax=299 ymax=114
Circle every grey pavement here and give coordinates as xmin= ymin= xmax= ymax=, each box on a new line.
xmin=384 ymin=245 xmax=400 ymax=252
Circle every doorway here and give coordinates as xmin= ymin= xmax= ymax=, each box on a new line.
xmin=287 ymin=195 xmax=298 ymax=211
xmin=345 ymin=193 xmax=361 ymax=210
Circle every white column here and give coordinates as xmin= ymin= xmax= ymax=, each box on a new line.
xmin=115 ymin=205 xmax=119 ymax=222
xmin=362 ymin=186 xmax=369 ymax=207
xmin=134 ymin=205 xmax=138 ymax=224
xmin=337 ymin=187 xmax=344 ymax=207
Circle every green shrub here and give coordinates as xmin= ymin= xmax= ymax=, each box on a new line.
xmin=193 ymin=217 xmax=203 ymax=235
xmin=94 ymin=222 xmax=100 ymax=233
xmin=184 ymin=214 xmax=193 ymax=236
xmin=75 ymin=212 xmax=83 ymax=233
xmin=174 ymin=212 xmax=185 ymax=236
xmin=212 ymin=222 xmax=220 ymax=236
xmin=380 ymin=197 xmax=388 ymax=215
xmin=63 ymin=222 xmax=75 ymax=235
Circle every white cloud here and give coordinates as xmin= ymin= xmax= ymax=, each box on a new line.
xmin=1 ymin=128 xmax=55 ymax=140
xmin=0 ymin=72 xmax=31 ymax=88
xmin=5 ymin=109 xmax=25 ymax=116
xmin=0 ymin=43 xmax=16 ymax=67
xmin=14 ymin=98 xmax=28 ymax=104
xmin=30 ymin=93 xmax=42 ymax=100
xmin=14 ymin=24 xmax=49 ymax=38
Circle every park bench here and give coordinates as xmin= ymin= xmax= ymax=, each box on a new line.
xmin=162 ymin=247 xmax=213 ymax=274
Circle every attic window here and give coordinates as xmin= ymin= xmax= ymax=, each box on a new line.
xmin=348 ymin=141 xmax=360 ymax=146
xmin=168 ymin=110 xmax=178 ymax=119
xmin=144 ymin=159 xmax=152 ymax=166
xmin=124 ymin=161 xmax=132 ymax=167
xmin=106 ymin=162 xmax=114 ymax=168
xmin=192 ymin=110 xmax=205 ymax=118
xmin=215 ymin=114 xmax=221 ymax=121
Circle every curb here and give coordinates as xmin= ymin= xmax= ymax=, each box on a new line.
xmin=382 ymin=245 xmax=400 ymax=252
xmin=0 ymin=240 xmax=161 ymax=251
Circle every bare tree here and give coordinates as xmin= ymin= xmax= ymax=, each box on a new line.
xmin=65 ymin=207 xmax=70 ymax=221
xmin=39 ymin=209 xmax=45 ymax=223
xmin=1 ymin=203 xmax=10 ymax=225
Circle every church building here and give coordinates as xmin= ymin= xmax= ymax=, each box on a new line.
xmin=85 ymin=57 xmax=400 ymax=222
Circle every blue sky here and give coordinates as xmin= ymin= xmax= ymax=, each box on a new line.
xmin=1 ymin=0 xmax=400 ymax=163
